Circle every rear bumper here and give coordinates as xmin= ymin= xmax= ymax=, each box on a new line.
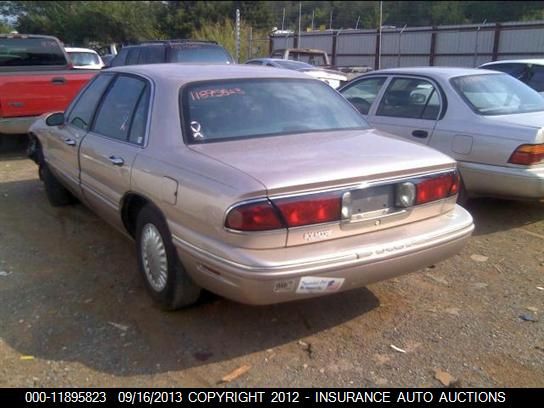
xmin=459 ymin=161 xmax=544 ymax=199
xmin=0 ymin=116 xmax=39 ymax=134
xmin=173 ymin=205 xmax=474 ymax=305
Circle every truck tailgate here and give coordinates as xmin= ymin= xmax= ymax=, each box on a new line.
xmin=0 ymin=70 xmax=97 ymax=118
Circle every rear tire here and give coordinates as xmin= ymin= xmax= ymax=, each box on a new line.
xmin=135 ymin=205 xmax=201 ymax=310
xmin=40 ymin=164 xmax=76 ymax=207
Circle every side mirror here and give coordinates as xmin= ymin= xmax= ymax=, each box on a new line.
xmin=46 ymin=112 xmax=65 ymax=127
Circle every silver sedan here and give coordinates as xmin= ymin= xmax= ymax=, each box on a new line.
xmin=339 ymin=67 xmax=544 ymax=202
xmin=28 ymin=64 xmax=473 ymax=308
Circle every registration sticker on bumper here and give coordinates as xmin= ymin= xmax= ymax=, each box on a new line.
xmin=296 ymin=277 xmax=345 ymax=294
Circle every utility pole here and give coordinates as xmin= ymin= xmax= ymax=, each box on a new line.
xmin=355 ymin=16 xmax=360 ymax=30
xmin=298 ymin=2 xmax=302 ymax=47
xmin=329 ymin=10 xmax=333 ymax=30
xmin=397 ymin=24 xmax=407 ymax=67
xmin=311 ymin=10 xmax=315 ymax=31
xmin=378 ymin=1 xmax=382 ymax=69
xmin=281 ymin=7 xmax=285 ymax=31
xmin=235 ymin=8 xmax=240 ymax=63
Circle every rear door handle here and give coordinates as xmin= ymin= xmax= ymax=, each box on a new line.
xmin=51 ymin=77 xmax=66 ymax=85
xmin=108 ymin=156 xmax=124 ymax=166
xmin=412 ymin=130 xmax=428 ymax=138
xmin=63 ymin=138 xmax=76 ymax=146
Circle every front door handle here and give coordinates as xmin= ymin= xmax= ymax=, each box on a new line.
xmin=412 ymin=130 xmax=428 ymax=138
xmin=108 ymin=156 xmax=124 ymax=166
xmin=63 ymin=138 xmax=76 ymax=146
xmin=51 ymin=77 xmax=66 ymax=85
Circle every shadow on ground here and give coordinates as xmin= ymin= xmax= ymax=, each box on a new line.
xmin=0 ymin=176 xmax=380 ymax=377
xmin=465 ymin=198 xmax=544 ymax=236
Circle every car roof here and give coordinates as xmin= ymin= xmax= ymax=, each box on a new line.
xmin=65 ymin=47 xmax=98 ymax=53
xmin=362 ymin=66 xmax=501 ymax=79
xmin=105 ymin=63 xmax=312 ymax=84
xmin=480 ymin=59 xmax=544 ymax=66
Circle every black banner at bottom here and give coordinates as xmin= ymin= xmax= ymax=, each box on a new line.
xmin=2 ymin=388 xmax=542 ymax=406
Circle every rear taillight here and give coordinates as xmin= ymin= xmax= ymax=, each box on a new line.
xmin=415 ymin=172 xmax=459 ymax=205
xmin=225 ymin=201 xmax=283 ymax=231
xmin=225 ymin=192 xmax=342 ymax=231
xmin=274 ymin=193 xmax=342 ymax=228
xmin=508 ymin=144 xmax=544 ymax=166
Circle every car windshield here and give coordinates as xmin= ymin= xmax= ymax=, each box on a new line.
xmin=0 ymin=38 xmax=66 ymax=66
xmin=182 ymin=78 xmax=368 ymax=143
xmin=68 ymin=52 xmax=100 ymax=65
xmin=451 ymin=73 xmax=544 ymax=115
xmin=170 ymin=45 xmax=233 ymax=64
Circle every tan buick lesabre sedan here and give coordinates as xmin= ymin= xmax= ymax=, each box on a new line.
xmin=28 ymin=64 xmax=474 ymax=309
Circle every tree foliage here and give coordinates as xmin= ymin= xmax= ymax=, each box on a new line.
xmin=0 ymin=1 xmax=543 ymax=48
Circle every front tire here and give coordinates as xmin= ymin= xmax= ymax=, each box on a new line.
xmin=135 ymin=205 xmax=201 ymax=310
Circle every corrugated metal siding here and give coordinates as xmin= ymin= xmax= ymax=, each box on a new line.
xmin=434 ymin=55 xmax=489 ymax=67
xmin=299 ymin=34 xmax=333 ymax=54
xmin=500 ymin=28 xmax=544 ymax=52
xmin=272 ymin=36 xmax=294 ymax=50
xmin=270 ymin=21 xmax=544 ymax=67
xmin=337 ymin=33 xmax=376 ymax=54
xmin=435 ymin=30 xmax=494 ymax=54
xmin=396 ymin=32 xmax=431 ymax=54
xmin=336 ymin=55 xmax=375 ymax=67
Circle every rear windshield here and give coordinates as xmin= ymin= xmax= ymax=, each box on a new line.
xmin=451 ymin=73 xmax=544 ymax=115
xmin=181 ymin=78 xmax=369 ymax=143
xmin=0 ymin=38 xmax=66 ymax=66
xmin=275 ymin=60 xmax=314 ymax=70
xmin=68 ymin=52 xmax=100 ymax=66
xmin=170 ymin=45 xmax=233 ymax=64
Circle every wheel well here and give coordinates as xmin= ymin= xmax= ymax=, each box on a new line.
xmin=122 ymin=194 xmax=150 ymax=237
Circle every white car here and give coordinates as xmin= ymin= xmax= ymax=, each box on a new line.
xmin=479 ymin=59 xmax=544 ymax=95
xmin=339 ymin=67 xmax=544 ymax=202
xmin=65 ymin=47 xmax=104 ymax=69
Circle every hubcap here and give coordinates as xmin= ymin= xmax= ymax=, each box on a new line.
xmin=140 ymin=223 xmax=168 ymax=292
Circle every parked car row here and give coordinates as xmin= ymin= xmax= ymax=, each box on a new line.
xmin=3 ymin=33 xmax=542 ymax=311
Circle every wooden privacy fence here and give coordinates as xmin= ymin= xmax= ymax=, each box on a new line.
xmin=269 ymin=20 xmax=544 ymax=69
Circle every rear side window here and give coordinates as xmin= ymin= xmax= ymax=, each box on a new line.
xmin=128 ymin=86 xmax=151 ymax=145
xmin=92 ymin=75 xmax=148 ymax=143
xmin=68 ymin=52 xmax=100 ymax=66
xmin=67 ymin=74 xmax=114 ymax=130
xmin=377 ymin=78 xmax=441 ymax=120
xmin=138 ymin=46 xmax=165 ymax=64
xmin=0 ymin=37 xmax=66 ymax=66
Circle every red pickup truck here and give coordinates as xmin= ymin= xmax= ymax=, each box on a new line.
xmin=0 ymin=34 xmax=97 ymax=135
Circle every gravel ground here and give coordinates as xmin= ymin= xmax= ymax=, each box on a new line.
xmin=0 ymin=152 xmax=543 ymax=388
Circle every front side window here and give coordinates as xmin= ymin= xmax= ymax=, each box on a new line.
xmin=67 ymin=74 xmax=114 ymax=130
xmin=341 ymin=77 xmax=387 ymax=114
xmin=377 ymin=77 xmax=442 ymax=120
xmin=181 ymin=79 xmax=369 ymax=143
xmin=451 ymin=73 xmax=544 ymax=115
xmin=93 ymin=75 xmax=148 ymax=142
